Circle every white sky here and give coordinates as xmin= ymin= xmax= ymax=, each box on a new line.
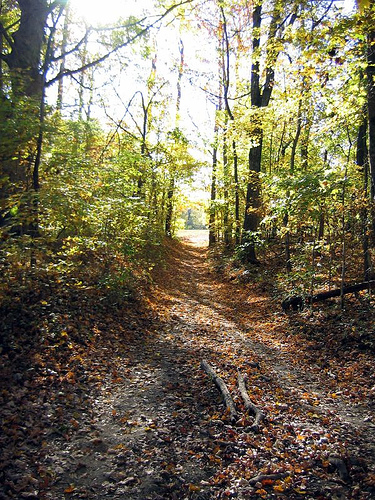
xmin=71 ymin=0 xmax=356 ymax=25
xmin=70 ymin=0 xmax=149 ymax=25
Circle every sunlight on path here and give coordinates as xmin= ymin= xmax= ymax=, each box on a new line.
xmin=177 ymin=229 xmax=208 ymax=247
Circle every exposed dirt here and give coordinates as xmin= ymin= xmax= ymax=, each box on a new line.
xmin=2 ymin=232 xmax=375 ymax=499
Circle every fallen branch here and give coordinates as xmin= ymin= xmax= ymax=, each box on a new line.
xmin=237 ymin=371 xmax=265 ymax=431
xmin=282 ymin=280 xmax=375 ymax=311
xmin=201 ymin=360 xmax=238 ymax=423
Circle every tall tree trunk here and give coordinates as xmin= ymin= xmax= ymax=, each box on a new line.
xmin=220 ymin=5 xmax=240 ymax=248
xmin=0 ymin=2 xmax=3 ymax=94
xmin=4 ymin=0 xmax=49 ymax=98
xmin=57 ymin=5 xmax=70 ymax=111
xmin=242 ymin=4 xmax=269 ymax=262
xmin=209 ymin=114 xmax=218 ymax=247
xmin=243 ymin=132 xmax=262 ymax=262
xmin=165 ymin=39 xmax=184 ymax=237
xmin=0 ymin=1 xmax=65 ymax=241
xmin=340 ymin=138 xmax=352 ymax=308
xmin=165 ymin=174 xmax=175 ymax=238
xmin=0 ymin=0 xmax=50 ymax=233
xmin=357 ymin=118 xmax=373 ymax=280
xmin=242 ymin=0 xmax=291 ymax=263
xmin=233 ymin=139 xmax=240 ymax=245
xmin=222 ymin=117 xmax=231 ymax=247
xmin=284 ymin=100 xmax=302 ymax=272
xmin=367 ymin=3 xmax=375 ymax=236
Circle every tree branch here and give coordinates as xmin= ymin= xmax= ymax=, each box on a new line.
xmin=201 ymin=360 xmax=238 ymax=423
xmin=237 ymin=371 xmax=265 ymax=431
xmin=0 ymin=21 xmax=15 ymax=50
xmin=45 ymin=0 xmax=193 ymax=87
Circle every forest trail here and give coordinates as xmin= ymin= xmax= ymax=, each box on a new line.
xmin=6 ymin=234 xmax=375 ymax=500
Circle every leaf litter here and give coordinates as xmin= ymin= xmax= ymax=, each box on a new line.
xmin=1 ymin=234 xmax=375 ymax=499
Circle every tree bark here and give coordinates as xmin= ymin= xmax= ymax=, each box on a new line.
xmin=165 ymin=39 xmax=183 ymax=237
xmin=233 ymin=139 xmax=240 ymax=245
xmin=201 ymin=360 xmax=238 ymax=423
xmin=357 ymin=118 xmax=373 ymax=280
xmin=209 ymin=111 xmax=218 ymax=247
xmin=57 ymin=6 xmax=70 ymax=111
xmin=367 ymin=2 xmax=375 ymax=235
xmin=242 ymin=1 xmax=296 ymax=263
xmin=237 ymin=371 xmax=265 ymax=431
xmin=222 ymin=118 xmax=231 ymax=247
xmin=165 ymin=174 xmax=175 ymax=238
xmin=3 ymin=0 xmax=49 ymax=98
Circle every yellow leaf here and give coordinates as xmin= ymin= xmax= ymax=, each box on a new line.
xmin=255 ymin=489 xmax=267 ymax=497
xmin=189 ymin=484 xmax=201 ymax=492
xmin=274 ymin=484 xmax=285 ymax=492
xmin=64 ymin=485 xmax=75 ymax=493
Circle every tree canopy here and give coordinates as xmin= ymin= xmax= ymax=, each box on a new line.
xmin=0 ymin=0 xmax=374 ymax=296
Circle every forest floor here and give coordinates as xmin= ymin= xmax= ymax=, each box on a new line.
xmin=1 ymin=232 xmax=375 ymax=499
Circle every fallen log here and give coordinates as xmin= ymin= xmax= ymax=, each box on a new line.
xmin=282 ymin=280 xmax=375 ymax=311
xmin=237 ymin=371 xmax=265 ymax=432
xmin=201 ymin=360 xmax=238 ymax=423
xmin=308 ymin=280 xmax=375 ymax=303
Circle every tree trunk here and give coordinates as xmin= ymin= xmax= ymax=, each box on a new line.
xmin=0 ymin=1 xmax=65 ymax=240
xmin=242 ymin=133 xmax=262 ymax=263
xmin=165 ymin=174 xmax=175 ymax=238
xmin=367 ymin=4 xmax=375 ymax=235
xmin=233 ymin=140 xmax=240 ymax=245
xmin=209 ymin=110 xmax=218 ymax=247
xmin=284 ymin=100 xmax=302 ymax=272
xmin=222 ymin=118 xmax=231 ymax=247
xmin=241 ymin=1 xmax=283 ymax=263
xmin=357 ymin=118 xmax=372 ymax=279
xmin=4 ymin=0 xmax=49 ymax=98
xmin=165 ymin=39 xmax=183 ymax=237
xmin=57 ymin=5 xmax=70 ymax=111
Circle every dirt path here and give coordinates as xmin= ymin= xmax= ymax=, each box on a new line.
xmin=41 ymin=234 xmax=375 ymax=499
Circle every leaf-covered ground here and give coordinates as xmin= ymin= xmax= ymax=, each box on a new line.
xmin=1 ymin=233 xmax=375 ymax=499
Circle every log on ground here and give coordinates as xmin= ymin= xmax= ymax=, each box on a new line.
xmin=281 ymin=280 xmax=375 ymax=311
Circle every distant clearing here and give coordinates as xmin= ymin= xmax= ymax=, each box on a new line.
xmin=177 ymin=229 xmax=209 ymax=247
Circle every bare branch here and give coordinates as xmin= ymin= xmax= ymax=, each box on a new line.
xmin=51 ymin=31 xmax=90 ymax=62
xmin=312 ymin=0 xmax=334 ymax=30
xmin=45 ymin=0 xmax=193 ymax=87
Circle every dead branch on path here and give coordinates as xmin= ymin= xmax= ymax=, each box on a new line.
xmin=237 ymin=371 xmax=265 ymax=431
xmin=201 ymin=360 xmax=238 ymax=423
